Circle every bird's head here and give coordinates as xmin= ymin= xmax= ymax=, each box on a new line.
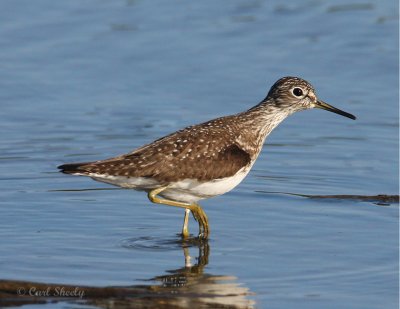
xmin=265 ymin=76 xmax=356 ymax=120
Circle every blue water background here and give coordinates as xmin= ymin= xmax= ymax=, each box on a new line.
xmin=0 ymin=1 xmax=398 ymax=308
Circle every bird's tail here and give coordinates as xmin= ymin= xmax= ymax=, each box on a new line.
xmin=57 ymin=162 xmax=93 ymax=175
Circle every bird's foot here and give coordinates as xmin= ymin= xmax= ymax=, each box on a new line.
xmin=190 ymin=204 xmax=209 ymax=240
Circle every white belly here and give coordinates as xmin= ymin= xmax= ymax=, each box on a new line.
xmin=161 ymin=167 xmax=251 ymax=203
xmin=87 ymin=166 xmax=251 ymax=203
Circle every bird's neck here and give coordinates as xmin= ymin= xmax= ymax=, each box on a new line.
xmin=250 ymin=101 xmax=291 ymax=132
xmin=235 ymin=100 xmax=293 ymax=157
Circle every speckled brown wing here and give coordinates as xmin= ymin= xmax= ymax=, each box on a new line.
xmin=59 ymin=116 xmax=252 ymax=182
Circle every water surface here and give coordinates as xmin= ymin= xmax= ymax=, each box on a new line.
xmin=0 ymin=0 xmax=398 ymax=308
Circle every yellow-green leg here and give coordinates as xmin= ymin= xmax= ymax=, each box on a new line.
xmin=148 ymin=186 xmax=209 ymax=239
xmin=182 ymin=209 xmax=191 ymax=238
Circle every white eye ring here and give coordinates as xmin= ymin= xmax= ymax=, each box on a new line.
xmin=292 ymin=87 xmax=304 ymax=97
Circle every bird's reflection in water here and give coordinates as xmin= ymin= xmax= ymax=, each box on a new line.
xmin=0 ymin=237 xmax=255 ymax=309
xmin=121 ymin=237 xmax=256 ymax=309
xmin=152 ymin=238 xmax=210 ymax=288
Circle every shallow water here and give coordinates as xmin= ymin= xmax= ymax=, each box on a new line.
xmin=0 ymin=0 xmax=398 ymax=308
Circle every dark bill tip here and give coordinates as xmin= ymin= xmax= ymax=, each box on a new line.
xmin=315 ymin=100 xmax=356 ymax=120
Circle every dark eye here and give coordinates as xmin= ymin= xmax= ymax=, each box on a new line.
xmin=292 ymin=87 xmax=303 ymax=97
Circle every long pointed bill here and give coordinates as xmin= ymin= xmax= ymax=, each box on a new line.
xmin=315 ymin=100 xmax=356 ymax=120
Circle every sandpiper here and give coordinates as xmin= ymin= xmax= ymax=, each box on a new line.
xmin=58 ymin=76 xmax=356 ymax=239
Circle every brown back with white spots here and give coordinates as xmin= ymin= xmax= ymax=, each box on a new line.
xmin=66 ymin=115 xmax=255 ymax=182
